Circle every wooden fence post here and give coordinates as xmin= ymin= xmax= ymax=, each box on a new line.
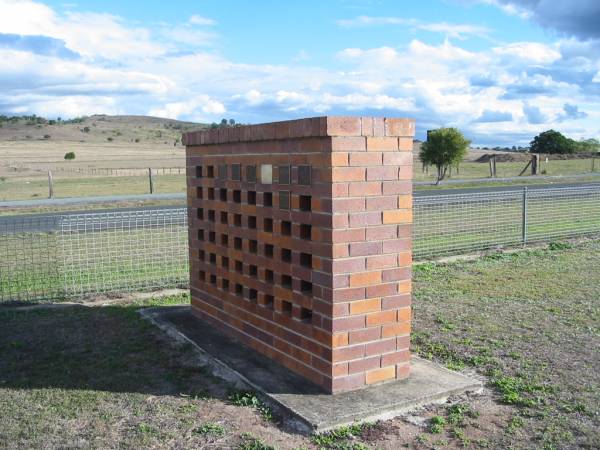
xmin=47 ymin=170 xmax=54 ymax=198
xmin=148 ymin=168 xmax=154 ymax=194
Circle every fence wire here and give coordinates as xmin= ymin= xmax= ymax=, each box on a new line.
xmin=1 ymin=208 xmax=188 ymax=303
xmin=1 ymin=186 xmax=600 ymax=302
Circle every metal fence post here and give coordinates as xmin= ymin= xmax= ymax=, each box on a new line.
xmin=148 ymin=168 xmax=154 ymax=194
xmin=522 ymin=187 xmax=528 ymax=245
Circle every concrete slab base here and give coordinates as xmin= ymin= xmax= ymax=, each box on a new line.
xmin=140 ymin=306 xmax=483 ymax=434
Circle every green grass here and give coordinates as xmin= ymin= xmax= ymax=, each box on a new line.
xmin=414 ymin=158 xmax=599 ymax=182
xmin=1 ymin=227 xmax=188 ymax=303
xmin=0 ymin=158 xmax=598 ymax=202
xmin=412 ymin=240 xmax=600 ymax=449
xmin=414 ymin=194 xmax=600 ymax=258
xmin=1 ymin=243 xmax=599 ymax=448
xmin=0 ymin=174 xmax=186 ymax=201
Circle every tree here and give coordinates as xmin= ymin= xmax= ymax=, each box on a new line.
xmin=420 ymin=128 xmax=470 ymax=184
xmin=529 ymin=130 xmax=575 ymax=154
xmin=64 ymin=152 xmax=75 ymax=160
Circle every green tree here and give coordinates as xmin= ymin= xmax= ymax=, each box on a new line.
xmin=529 ymin=130 xmax=575 ymax=154
xmin=64 ymin=152 xmax=75 ymax=160
xmin=420 ymin=128 xmax=470 ymax=184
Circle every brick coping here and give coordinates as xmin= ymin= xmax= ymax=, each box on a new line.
xmin=183 ymin=116 xmax=415 ymax=146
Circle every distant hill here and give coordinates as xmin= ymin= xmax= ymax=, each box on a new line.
xmin=0 ymin=115 xmax=207 ymax=144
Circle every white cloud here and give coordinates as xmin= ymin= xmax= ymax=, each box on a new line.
xmin=0 ymin=0 xmax=599 ymax=145
xmin=493 ymin=42 xmax=561 ymax=64
xmin=148 ymin=96 xmax=226 ymax=121
xmin=189 ymin=15 xmax=217 ymax=26
xmin=337 ymin=15 xmax=491 ymax=40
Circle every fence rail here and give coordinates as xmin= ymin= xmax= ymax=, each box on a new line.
xmin=2 ymin=185 xmax=600 ymax=302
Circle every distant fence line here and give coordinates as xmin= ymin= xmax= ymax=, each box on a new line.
xmin=1 ymin=185 xmax=600 ymax=303
xmin=41 ymin=167 xmax=186 ymax=177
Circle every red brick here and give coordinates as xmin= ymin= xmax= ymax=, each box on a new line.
xmin=367 ymin=254 xmax=398 ymax=270
xmin=381 ymin=294 xmax=411 ymax=310
xmin=349 ymin=327 xmax=381 ymax=344
xmin=366 ymin=137 xmax=398 ymax=151
xmin=382 ymin=180 xmax=411 ymax=195
xmin=381 ymin=350 xmax=410 ymax=366
xmin=332 ymin=373 xmax=366 ymax=392
xmin=349 ymin=298 xmax=381 ymax=315
xmin=327 ymin=117 xmax=362 ymax=136
xmin=332 ymin=198 xmax=366 ymax=213
xmin=349 ymin=212 xmax=382 ymax=228
xmin=385 ymin=118 xmax=415 ymax=137
xmin=366 ymin=366 xmax=396 ymax=384
xmin=349 ymin=355 xmax=381 ymax=373
xmin=349 ymin=182 xmax=381 ymax=197
xmin=350 ymin=271 xmax=382 ymax=287
xmin=332 ymin=315 xmax=366 ymax=332
xmin=366 ymin=196 xmax=397 ymax=211
xmin=332 ymin=167 xmax=366 ymax=182
xmin=349 ymin=241 xmax=382 ymax=257
xmin=331 ymin=136 xmax=366 ymax=151
xmin=332 ymin=258 xmax=366 ymax=274
xmin=382 ymin=209 xmax=412 ymax=224
xmin=367 ymin=166 xmax=399 ymax=181
xmin=365 ymin=337 xmax=397 ymax=356
xmin=349 ymin=152 xmax=382 ymax=166
xmin=332 ymin=228 xmax=365 ymax=243
xmin=332 ymin=344 xmax=365 ymax=362
xmin=366 ymin=310 xmax=396 ymax=326
xmin=383 ymin=152 xmax=412 ymax=165
xmin=365 ymin=225 xmax=397 ymax=241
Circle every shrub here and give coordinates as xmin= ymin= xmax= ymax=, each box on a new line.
xmin=64 ymin=152 xmax=75 ymax=160
xmin=43 ymin=134 xmax=51 ymax=139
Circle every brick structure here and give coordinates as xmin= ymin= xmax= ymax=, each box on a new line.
xmin=183 ymin=116 xmax=414 ymax=393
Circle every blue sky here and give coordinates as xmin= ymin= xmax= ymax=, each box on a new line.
xmin=1 ymin=0 xmax=599 ymax=145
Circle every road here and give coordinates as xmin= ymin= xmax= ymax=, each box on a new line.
xmin=1 ymin=181 xmax=599 ymax=233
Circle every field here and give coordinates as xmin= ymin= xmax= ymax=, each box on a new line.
xmin=1 ymin=116 xmax=598 ymax=202
xmin=1 ymin=240 xmax=598 ymax=449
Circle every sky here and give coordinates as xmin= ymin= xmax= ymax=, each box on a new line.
xmin=1 ymin=0 xmax=599 ymax=145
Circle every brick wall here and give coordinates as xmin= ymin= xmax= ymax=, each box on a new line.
xmin=184 ymin=116 xmax=414 ymax=393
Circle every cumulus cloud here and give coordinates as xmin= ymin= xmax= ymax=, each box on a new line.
xmin=484 ymin=0 xmax=600 ymax=40
xmin=523 ymin=103 xmax=547 ymax=124
xmin=474 ymin=110 xmax=513 ymax=122
xmin=189 ymin=15 xmax=217 ymax=26
xmin=337 ymin=15 xmax=491 ymax=40
xmin=558 ymin=103 xmax=588 ymax=121
xmin=0 ymin=0 xmax=599 ymax=145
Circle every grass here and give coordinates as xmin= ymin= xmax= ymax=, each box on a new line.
xmin=0 ymin=174 xmax=186 ymax=201
xmin=0 ymin=227 xmax=188 ymax=303
xmin=1 ymin=158 xmax=598 ymax=202
xmin=414 ymin=194 xmax=600 ymax=258
xmin=1 ymin=241 xmax=599 ymax=448
xmin=412 ymin=240 xmax=600 ymax=449
xmin=414 ymin=158 xmax=599 ymax=182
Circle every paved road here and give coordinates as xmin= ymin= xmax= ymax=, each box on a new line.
xmin=1 ymin=181 xmax=599 ymax=233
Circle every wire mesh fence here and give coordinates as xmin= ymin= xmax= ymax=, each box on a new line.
xmin=413 ymin=186 xmax=600 ymax=258
xmin=1 ymin=186 xmax=600 ymax=303
xmin=1 ymin=208 xmax=188 ymax=303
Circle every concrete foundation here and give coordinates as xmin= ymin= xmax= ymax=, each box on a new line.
xmin=141 ymin=305 xmax=482 ymax=433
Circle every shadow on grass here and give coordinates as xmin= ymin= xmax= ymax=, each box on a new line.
xmin=0 ymin=302 xmax=227 ymax=400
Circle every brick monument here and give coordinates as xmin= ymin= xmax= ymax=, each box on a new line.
xmin=184 ymin=116 xmax=414 ymax=393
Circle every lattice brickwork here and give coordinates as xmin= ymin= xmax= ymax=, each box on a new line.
xmin=184 ymin=116 xmax=414 ymax=393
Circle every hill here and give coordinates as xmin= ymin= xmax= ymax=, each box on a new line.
xmin=0 ymin=115 xmax=206 ymax=145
